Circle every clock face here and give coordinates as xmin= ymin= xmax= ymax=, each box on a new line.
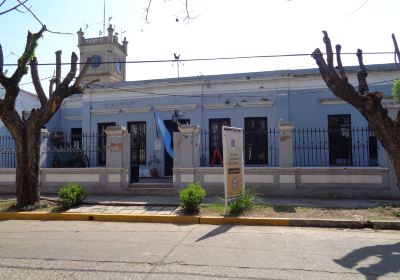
xmin=114 ymin=58 xmax=122 ymax=74
xmin=90 ymin=55 xmax=102 ymax=68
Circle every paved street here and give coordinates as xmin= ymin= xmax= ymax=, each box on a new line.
xmin=0 ymin=221 xmax=398 ymax=279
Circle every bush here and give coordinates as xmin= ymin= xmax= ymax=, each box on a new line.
xmin=179 ymin=182 xmax=206 ymax=214
xmin=57 ymin=183 xmax=87 ymax=209
xmin=228 ymin=190 xmax=256 ymax=215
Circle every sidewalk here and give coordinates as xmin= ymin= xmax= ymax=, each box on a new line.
xmin=43 ymin=194 xmax=400 ymax=208
xmin=2 ymin=194 xmax=400 ymax=229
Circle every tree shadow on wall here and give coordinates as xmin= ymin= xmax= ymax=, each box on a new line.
xmin=334 ymin=242 xmax=400 ymax=280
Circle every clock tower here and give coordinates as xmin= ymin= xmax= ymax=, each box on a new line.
xmin=77 ymin=24 xmax=128 ymax=83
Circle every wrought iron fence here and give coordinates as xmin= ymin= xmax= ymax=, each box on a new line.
xmin=200 ymin=129 xmax=279 ymax=167
xmin=42 ymin=132 xmax=105 ymax=168
xmin=0 ymin=135 xmax=16 ymax=168
xmin=0 ymin=127 xmax=380 ymax=169
xmin=293 ymin=127 xmax=379 ymax=167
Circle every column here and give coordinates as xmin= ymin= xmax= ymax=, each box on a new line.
xmin=279 ymin=122 xmax=294 ymax=168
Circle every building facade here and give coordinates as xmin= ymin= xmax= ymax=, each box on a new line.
xmin=1 ymin=28 xmax=400 ymax=198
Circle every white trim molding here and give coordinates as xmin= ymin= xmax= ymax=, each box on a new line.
xmin=320 ymin=98 xmax=346 ymax=105
xmin=91 ymin=106 xmax=152 ymax=115
xmin=155 ymin=104 xmax=198 ymax=112
xmin=203 ymin=100 xmax=274 ymax=110
xmin=61 ymin=99 xmax=83 ymax=108
xmin=64 ymin=116 xmax=82 ymax=121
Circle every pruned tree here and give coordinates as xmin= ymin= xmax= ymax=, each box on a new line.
xmin=0 ymin=26 xmax=90 ymax=207
xmin=312 ymin=31 xmax=400 ymax=189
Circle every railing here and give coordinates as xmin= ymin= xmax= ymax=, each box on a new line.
xmin=293 ymin=127 xmax=379 ymax=167
xmin=42 ymin=132 xmax=105 ymax=168
xmin=0 ymin=132 xmax=107 ymax=169
xmin=0 ymin=127 xmax=380 ymax=169
xmin=200 ymin=129 xmax=279 ymax=167
xmin=0 ymin=135 xmax=16 ymax=168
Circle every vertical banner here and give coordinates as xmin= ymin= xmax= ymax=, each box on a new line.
xmin=222 ymin=126 xmax=245 ymax=207
xmin=154 ymin=111 xmax=173 ymax=158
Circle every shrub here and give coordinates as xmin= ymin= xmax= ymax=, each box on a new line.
xmin=228 ymin=190 xmax=256 ymax=215
xmin=392 ymin=210 xmax=400 ymax=218
xmin=179 ymin=182 xmax=206 ymax=214
xmin=57 ymin=183 xmax=87 ymax=209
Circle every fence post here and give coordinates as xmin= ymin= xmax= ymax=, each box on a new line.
xmin=173 ymin=124 xmax=201 ymax=189
xmin=105 ymin=126 xmax=130 ymax=187
xmin=279 ymin=122 xmax=294 ymax=168
xmin=173 ymin=124 xmax=201 ymax=169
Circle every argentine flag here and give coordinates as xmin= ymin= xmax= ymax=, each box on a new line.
xmin=154 ymin=111 xmax=173 ymax=158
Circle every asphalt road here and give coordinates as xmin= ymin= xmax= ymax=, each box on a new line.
xmin=0 ymin=221 xmax=398 ymax=279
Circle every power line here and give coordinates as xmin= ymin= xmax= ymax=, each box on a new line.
xmin=2 ymin=51 xmax=396 ymax=67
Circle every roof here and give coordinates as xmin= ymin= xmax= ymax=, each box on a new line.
xmin=97 ymin=63 xmax=400 ymax=89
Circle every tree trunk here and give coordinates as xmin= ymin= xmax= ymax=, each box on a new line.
xmin=377 ymin=130 xmax=400 ymax=189
xmin=15 ymin=131 xmax=40 ymax=208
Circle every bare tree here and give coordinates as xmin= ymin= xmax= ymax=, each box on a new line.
xmin=0 ymin=26 xmax=90 ymax=207
xmin=144 ymin=0 xmax=195 ymax=24
xmin=312 ymin=31 xmax=400 ymax=189
xmin=0 ymin=0 xmax=28 ymax=16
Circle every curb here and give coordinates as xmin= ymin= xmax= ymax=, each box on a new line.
xmin=0 ymin=212 xmax=199 ymax=224
xmin=0 ymin=212 xmax=399 ymax=229
xmin=199 ymin=216 xmax=290 ymax=226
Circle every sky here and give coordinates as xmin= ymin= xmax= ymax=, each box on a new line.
xmin=0 ymin=0 xmax=399 ymax=93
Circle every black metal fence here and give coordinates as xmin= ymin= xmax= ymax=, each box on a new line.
xmin=0 ymin=135 xmax=16 ymax=168
xmin=0 ymin=127 xmax=380 ymax=169
xmin=42 ymin=132 xmax=105 ymax=168
xmin=293 ymin=127 xmax=379 ymax=167
xmin=200 ymin=129 xmax=279 ymax=167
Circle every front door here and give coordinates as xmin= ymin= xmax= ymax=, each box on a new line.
xmin=97 ymin=122 xmax=116 ymax=166
xmin=164 ymin=119 xmax=190 ymax=176
xmin=128 ymin=122 xmax=146 ymax=183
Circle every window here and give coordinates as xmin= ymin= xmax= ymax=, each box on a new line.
xmin=70 ymin=128 xmax=82 ymax=149
xmin=245 ymin=117 xmax=268 ymax=164
xmin=209 ymin=118 xmax=230 ymax=165
xmin=128 ymin=122 xmax=146 ymax=165
xmin=328 ymin=115 xmax=352 ymax=165
xmin=368 ymin=127 xmax=378 ymax=166
xmin=97 ymin=122 xmax=116 ymax=166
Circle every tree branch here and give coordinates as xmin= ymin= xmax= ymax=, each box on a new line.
xmin=72 ymin=57 xmax=91 ymax=89
xmin=312 ymin=32 xmax=363 ymax=107
xmin=392 ymin=33 xmax=400 ymax=68
xmin=145 ymin=0 xmax=152 ymax=23
xmin=49 ymin=78 xmax=55 ymax=96
xmin=335 ymin=44 xmax=348 ymax=82
xmin=0 ymin=0 xmax=28 ymax=15
xmin=29 ymin=57 xmax=47 ymax=106
xmin=322 ymin=31 xmax=334 ymax=68
xmin=55 ymin=50 xmax=61 ymax=86
xmin=356 ymin=49 xmax=369 ymax=95
xmin=60 ymin=52 xmax=78 ymax=89
xmin=11 ymin=25 xmax=46 ymax=84
xmin=0 ymin=44 xmax=3 ymax=78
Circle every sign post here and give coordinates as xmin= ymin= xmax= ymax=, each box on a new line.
xmin=222 ymin=126 xmax=245 ymax=207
